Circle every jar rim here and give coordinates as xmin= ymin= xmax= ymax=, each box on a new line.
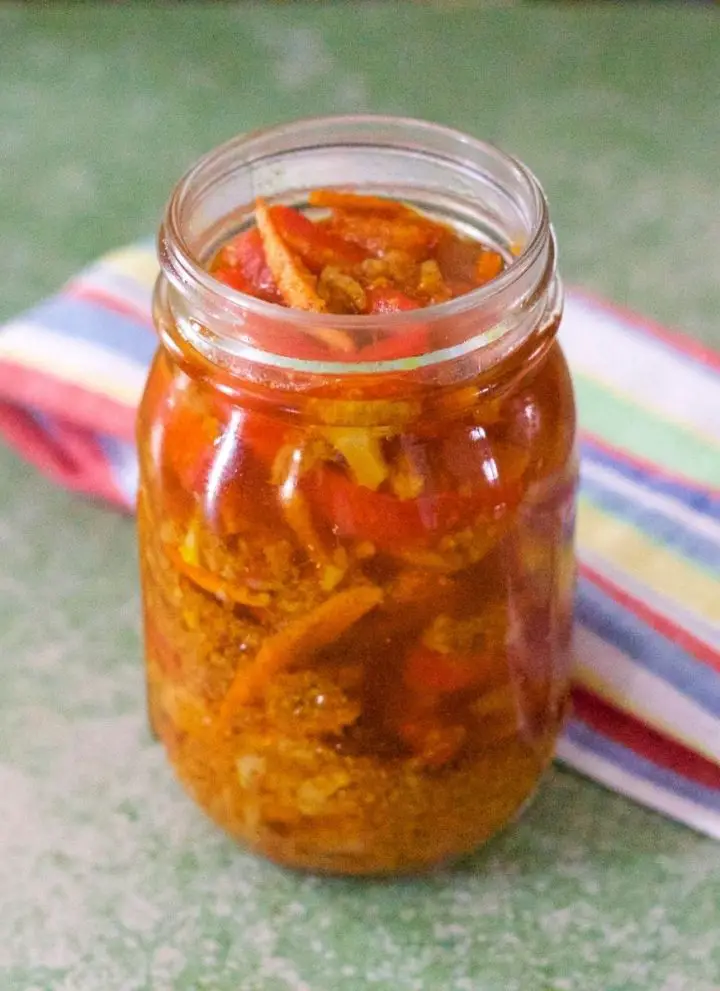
xmin=161 ymin=114 xmax=550 ymax=332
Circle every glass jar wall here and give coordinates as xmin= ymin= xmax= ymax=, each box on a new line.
xmin=137 ymin=116 xmax=577 ymax=875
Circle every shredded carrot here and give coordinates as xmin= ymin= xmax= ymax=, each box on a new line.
xmin=220 ymin=585 xmax=383 ymax=719
xmin=327 ymin=213 xmax=441 ymax=260
xmin=271 ymin=443 xmax=345 ymax=581
xmin=417 ymin=259 xmax=451 ymax=304
xmin=165 ymin=544 xmax=271 ymax=610
xmin=279 ymin=488 xmax=346 ymax=587
xmin=475 ymin=250 xmax=504 ymax=285
xmin=161 ymin=683 xmax=216 ymax=743
xmin=305 ymin=322 xmax=358 ymax=355
xmin=255 ymin=198 xmax=326 ymax=312
xmin=317 ymin=266 xmax=367 ymax=314
xmin=308 ymin=189 xmax=412 ymax=216
xmin=311 ymin=189 xmax=443 ymax=260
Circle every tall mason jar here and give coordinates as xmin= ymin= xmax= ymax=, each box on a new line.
xmin=137 ymin=116 xmax=577 ymax=875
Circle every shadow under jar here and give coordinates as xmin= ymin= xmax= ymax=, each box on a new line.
xmin=137 ymin=115 xmax=578 ymax=875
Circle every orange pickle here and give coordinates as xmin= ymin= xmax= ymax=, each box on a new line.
xmin=138 ymin=117 xmax=577 ymax=874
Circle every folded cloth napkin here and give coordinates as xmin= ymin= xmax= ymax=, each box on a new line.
xmin=2 ymin=245 xmax=719 ymax=838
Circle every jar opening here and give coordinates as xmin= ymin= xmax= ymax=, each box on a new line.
xmin=158 ymin=115 xmax=561 ymax=380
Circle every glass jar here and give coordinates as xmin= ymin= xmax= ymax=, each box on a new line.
xmin=137 ymin=115 xmax=577 ymax=875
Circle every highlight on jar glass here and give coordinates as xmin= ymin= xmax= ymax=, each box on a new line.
xmin=137 ymin=115 xmax=578 ymax=875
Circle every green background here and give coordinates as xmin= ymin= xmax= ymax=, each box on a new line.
xmin=1 ymin=4 xmax=719 ymax=989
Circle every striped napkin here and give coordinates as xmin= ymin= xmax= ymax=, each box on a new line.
xmin=1 ymin=245 xmax=719 ymax=839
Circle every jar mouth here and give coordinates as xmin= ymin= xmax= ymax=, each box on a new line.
xmin=159 ymin=114 xmax=558 ymax=375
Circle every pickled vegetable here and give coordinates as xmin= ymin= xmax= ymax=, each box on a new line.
xmin=138 ymin=191 xmax=576 ymax=874
xmin=209 ymin=191 xmax=506 ymax=317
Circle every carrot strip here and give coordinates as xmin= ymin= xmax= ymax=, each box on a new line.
xmin=475 ymin=250 xmax=504 ymax=284
xmin=220 ymin=586 xmax=383 ymax=719
xmin=165 ymin=544 xmax=271 ymax=610
xmin=161 ymin=682 xmax=216 ymax=743
xmin=326 ymin=213 xmax=441 ymax=260
xmin=308 ymin=189 xmax=414 ymax=216
xmin=254 ymin=198 xmax=356 ymax=353
xmin=306 ymin=323 xmax=358 ymax=354
xmin=280 ymin=489 xmax=335 ymax=570
xmin=255 ymin=198 xmax=326 ymax=312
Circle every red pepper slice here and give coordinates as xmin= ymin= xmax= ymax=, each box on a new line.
xmin=357 ymin=288 xmax=430 ymax=362
xmin=159 ymin=391 xmax=219 ymax=496
xmin=213 ymin=227 xmax=282 ymax=304
xmin=271 ymin=205 xmax=366 ymax=272
xmin=403 ymin=645 xmax=491 ymax=696
xmin=365 ymin=286 xmax=419 ymax=314
xmin=246 ymin=319 xmax=338 ymax=364
xmin=211 ymin=265 xmax=252 ymax=295
xmin=237 ymin=408 xmax=290 ymax=467
xmin=395 ymin=716 xmax=467 ymax=769
xmin=359 ymin=327 xmax=430 ymax=363
xmin=305 ymin=466 xmax=512 ymax=550
xmin=306 ymin=468 xmax=429 ymax=548
xmin=357 ymin=327 xmax=430 ymax=361
xmin=157 ymin=392 xmax=288 ymax=525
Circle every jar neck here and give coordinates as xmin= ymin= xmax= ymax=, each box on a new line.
xmin=156 ymin=115 xmax=562 ymax=394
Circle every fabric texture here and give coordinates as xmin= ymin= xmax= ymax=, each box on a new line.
xmin=1 ymin=244 xmax=719 ymax=838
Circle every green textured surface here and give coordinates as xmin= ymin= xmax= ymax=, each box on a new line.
xmin=1 ymin=4 xmax=719 ymax=990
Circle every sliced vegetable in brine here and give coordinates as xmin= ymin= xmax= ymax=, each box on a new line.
xmin=208 ymin=190 xmax=506 ymax=326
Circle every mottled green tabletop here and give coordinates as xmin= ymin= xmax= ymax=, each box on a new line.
xmin=1 ymin=5 xmax=719 ymax=990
